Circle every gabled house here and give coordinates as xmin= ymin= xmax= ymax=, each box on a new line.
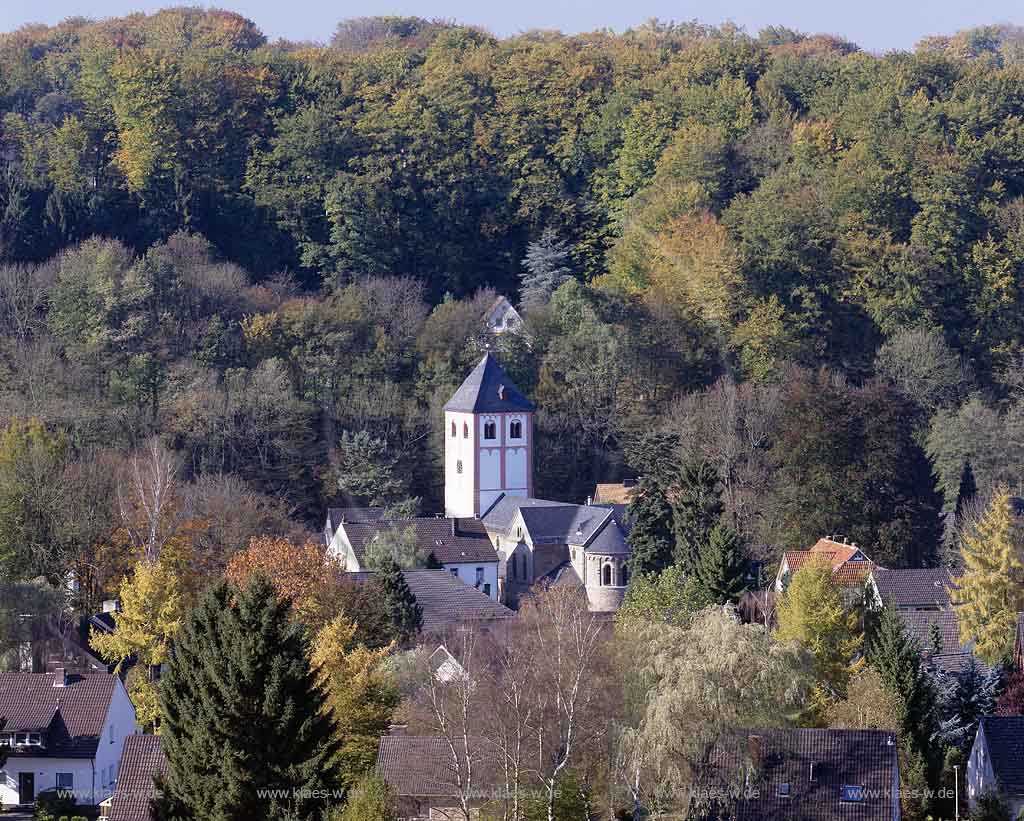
xmin=590 ymin=479 xmax=637 ymax=506
xmin=376 ymin=733 xmax=499 ymax=820
xmin=99 ymin=734 xmax=166 ymax=821
xmin=326 ymin=515 xmax=500 ymax=600
xmin=967 ymin=716 xmax=1024 ymax=817
xmin=866 ymin=567 xmax=954 ymax=612
xmin=704 ymin=729 xmax=901 ymax=821
xmin=348 ymin=569 xmax=514 ymax=637
xmin=775 ymin=537 xmax=875 ymax=593
xmin=0 ymin=670 xmax=137 ymax=808
xmin=484 ymin=295 xmax=522 ymax=335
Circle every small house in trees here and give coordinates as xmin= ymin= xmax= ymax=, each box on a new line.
xmin=0 ymin=670 xmax=137 ymax=809
xmin=967 ymin=716 xmax=1024 ymax=817
xmin=590 ymin=479 xmax=638 ymax=505
xmin=483 ymin=295 xmax=522 ymax=335
xmin=99 ymin=734 xmax=166 ymax=821
xmin=774 ymin=537 xmax=875 ymax=593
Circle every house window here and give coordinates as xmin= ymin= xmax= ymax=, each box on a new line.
xmin=510 ymin=420 xmax=522 ymax=439
xmin=450 ymin=568 xmax=459 ymax=577
xmin=840 ymin=785 xmax=864 ymax=803
xmin=602 ymin=564 xmax=612 ymax=586
xmin=56 ymin=773 xmax=73 ymax=791
xmin=463 ymin=422 xmax=469 ymax=438
xmin=517 ymin=527 xmax=523 ymax=540
xmin=456 ymin=460 xmax=463 ymax=475
xmin=483 ymin=583 xmax=491 ymax=596
xmin=475 ymin=567 xmax=485 ymax=587
xmin=484 ymin=421 xmax=496 ymax=440
xmin=777 ymin=783 xmax=791 ymax=798
xmin=451 ymin=421 xmax=456 ymax=437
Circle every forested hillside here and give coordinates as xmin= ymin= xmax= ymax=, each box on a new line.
xmin=3 ymin=9 xmax=1024 ymax=599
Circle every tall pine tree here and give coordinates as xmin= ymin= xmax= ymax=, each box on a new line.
xmin=376 ymin=559 xmax=422 ymax=640
xmin=672 ymin=460 xmax=723 ymax=571
xmin=693 ymin=523 xmax=747 ymax=604
xmin=626 ymin=476 xmax=675 ymax=574
xmin=156 ymin=576 xmax=341 ymax=821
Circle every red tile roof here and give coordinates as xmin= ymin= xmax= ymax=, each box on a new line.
xmin=782 ymin=538 xmax=874 ymax=588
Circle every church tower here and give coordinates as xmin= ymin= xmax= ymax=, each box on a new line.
xmin=444 ymin=353 xmax=535 ymax=518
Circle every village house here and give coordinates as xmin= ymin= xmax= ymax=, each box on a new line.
xmin=774 ymin=537 xmax=875 ymax=593
xmin=866 ymin=567 xmax=955 ymax=612
xmin=99 ymin=734 xmax=166 ymax=821
xmin=376 ymin=733 xmax=499 ymax=820
xmin=967 ymin=716 xmax=1024 ymax=817
xmin=0 ymin=670 xmax=137 ymax=809
xmin=483 ymin=295 xmax=523 ymax=336
xmin=348 ymin=569 xmax=514 ymax=638
xmin=705 ymin=729 xmax=902 ymax=821
xmin=326 ymin=514 xmax=500 ymax=600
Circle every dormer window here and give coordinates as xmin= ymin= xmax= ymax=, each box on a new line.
xmin=510 ymin=420 xmax=522 ymax=439
xmin=777 ymin=783 xmax=791 ymax=798
xmin=840 ymin=785 xmax=864 ymax=803
xmin=484 ymin=421 xmax=496 ymax=440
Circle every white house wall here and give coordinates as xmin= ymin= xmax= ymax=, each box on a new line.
xmin=444 ymin=562 xmax=499 ymax=600
xmin=444 ymin=412 xmax=477 ymax=518
xmin=1 ymin=757 xmax=95 ymax=807
xmin=93 ymin=677 xmax=137 ymax=804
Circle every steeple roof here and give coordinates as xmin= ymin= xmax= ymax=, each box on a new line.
xmin=443 ymin=353 xmax=535 ymax=413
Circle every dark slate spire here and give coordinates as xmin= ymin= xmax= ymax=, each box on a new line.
xmin=443 ymin=353 xmax=535 ymax=413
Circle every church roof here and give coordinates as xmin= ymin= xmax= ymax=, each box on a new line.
xmin=443 ymin=353 xmax=535 ymax=414
xmin=481 ymin=494 xmax=629 ymax=554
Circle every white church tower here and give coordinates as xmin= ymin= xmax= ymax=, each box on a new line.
xmin=444 ymin=353 xmax=535 ymax=518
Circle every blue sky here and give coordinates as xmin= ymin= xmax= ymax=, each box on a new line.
xmin=1 ymin=0 xmax=1021 ymax=52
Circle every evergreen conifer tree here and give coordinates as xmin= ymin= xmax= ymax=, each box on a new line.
xmin=376 ymin=559 xmax=422 ymax=640
xmin=672 ymin=460 xmax=723 ymax=571
xmin=625 ymin=476 xmax=674 ymax=575
xmin=693 ymin=523 xmax=747 ymax=604
xmin=955 ymin=487 xmax=1024 ymax=664
xmin=868 ymin=604 xmax=936 ymax=758
xmin=520 ymin=228 xmax=571 ymax=309
xmin=156 ymin=576 xmax=341 ymax=821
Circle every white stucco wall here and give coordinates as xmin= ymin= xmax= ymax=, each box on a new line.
xmin=479 ymin=449 xmax=501 ymax=491
xmin=505 ymin=448 xmax=528 ymax=492
xmin=445 ymin=562 xmax=499 ymax=600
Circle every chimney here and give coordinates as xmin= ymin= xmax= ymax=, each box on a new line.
xmin=53 ymin=667 xmax=67 ymax=687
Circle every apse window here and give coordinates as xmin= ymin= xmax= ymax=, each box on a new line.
xmin=840 ymin=785 xmax=864 ymax=803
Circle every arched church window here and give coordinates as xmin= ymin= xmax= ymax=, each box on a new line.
xmin=620 ymin=565 xmax=629 ymax=586
xmin=451 ymin=421 xmax=456 ymax=437
xmin=463 ymin=422 xmax=469 ymax=438
xmin=602 ymin=564 xmax=612 ymax=586
xmin=484 ymin=421 xmax=496 ymax=440
xmin=510 ymin=420 xmax=522 ymax=439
